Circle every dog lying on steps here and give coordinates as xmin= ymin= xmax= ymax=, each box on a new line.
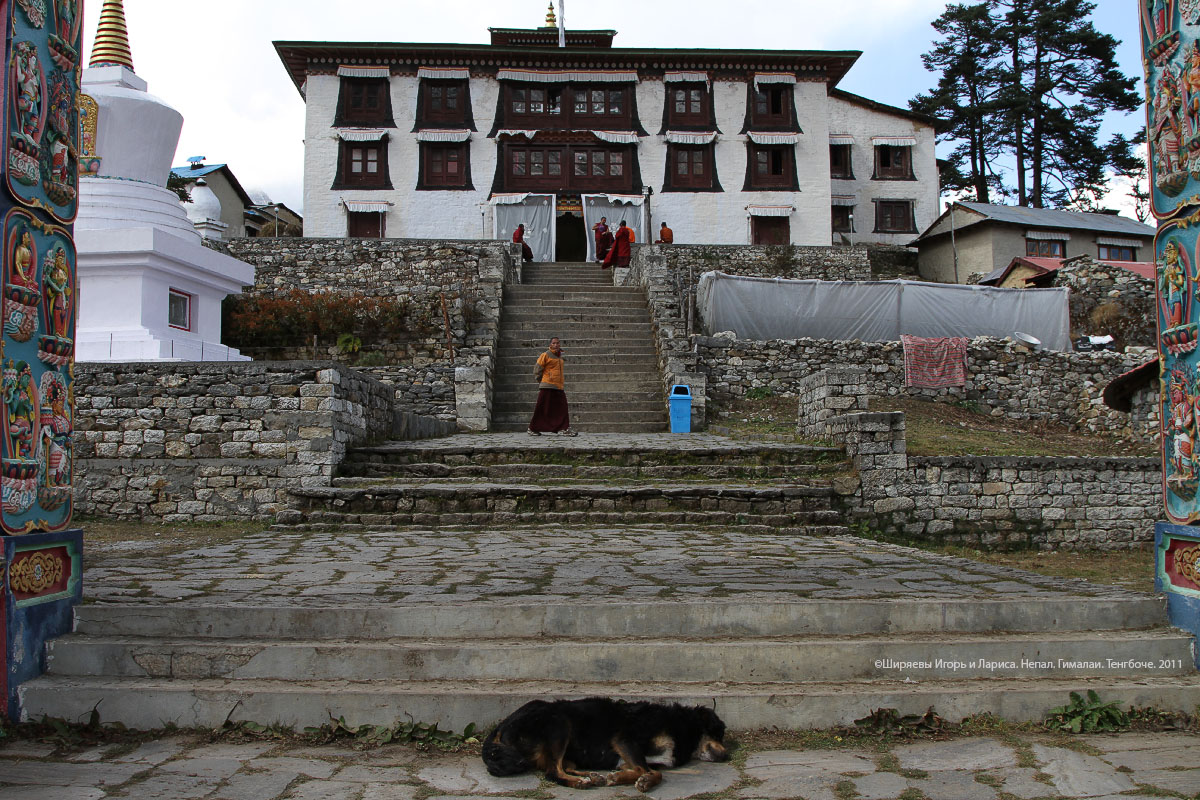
xmin=482 ymin=697 xmax=729 ymax=792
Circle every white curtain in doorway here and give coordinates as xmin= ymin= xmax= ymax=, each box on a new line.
xmin=581 ymin=194 xmax=645 ymax=262
xmin=492 ymin=193 xmax=555 ymax=262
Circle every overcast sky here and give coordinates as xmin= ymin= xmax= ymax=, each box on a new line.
xmin=81 ymin=1 xmax=1145 ymax=215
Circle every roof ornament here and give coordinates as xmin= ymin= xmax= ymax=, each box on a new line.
xmin=89 ymin=0 xmax=135 ymax=70
xmin=545 ymin=1 xmax=556 ymax=27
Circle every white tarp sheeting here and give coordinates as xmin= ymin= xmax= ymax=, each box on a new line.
xmin=493 ymin=194 xmax=555 ymax=263
xmin=582 ymin=194 xmax=644 ymax=262
xmin=696 ymin=272 xmax=1072 ymax=351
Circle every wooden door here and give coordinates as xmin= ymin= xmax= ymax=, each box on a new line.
xmin=752 ymin=217 xmax=789 ymax=245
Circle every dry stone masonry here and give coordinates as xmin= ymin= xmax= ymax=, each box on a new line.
xmin=699 ymin=333 xmax=1157 ymax=443
xmin=797 ymin=368 xmax=1159 ymax=550
xmin=227 ymin=237 xmax=522 ymax=431
xmin=74 ymin=362 xmax=396 ymax=521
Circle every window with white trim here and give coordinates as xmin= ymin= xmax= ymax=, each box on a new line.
xmin=168 ymin=289 xmax=192 ymax=331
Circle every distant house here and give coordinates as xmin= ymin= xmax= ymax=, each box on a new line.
xmin=978 ymin=255 xmax=1155 ymax=289
xmin=171 ymin=160 xmax=254 ymax=238
xmin=171 ymin=160 xmax=304 ymax=238
xmin=912 ymin=202 xmax=1155 ymax=284
xmin=244 ymin=194 xmax=304 ymax=237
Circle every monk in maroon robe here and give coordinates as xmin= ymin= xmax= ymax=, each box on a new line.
xmin=592 ymin=216 xmax=613 ymax=263
xmin=602 ymin=220 xmax=631 ymax=269
xmin=513 ymin=224 xmax=533 ymax=263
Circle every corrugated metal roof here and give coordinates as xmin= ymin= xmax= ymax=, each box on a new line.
xmin=955 ymin=202 xmax=1155 ymax=238
xmin=171 ymin=164 xmax=227 ymax=179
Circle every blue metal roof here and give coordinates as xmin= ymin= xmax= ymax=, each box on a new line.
xmin=171 ymin=164 xmax=228 ymax=179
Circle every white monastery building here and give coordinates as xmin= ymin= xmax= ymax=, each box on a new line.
xmin=76 ymin=0 xmax=252 ymax=361
xmin=276 ymin=15 xmax=938 ymax=258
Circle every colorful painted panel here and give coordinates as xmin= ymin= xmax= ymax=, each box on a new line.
xmin=0 ymin=207 xmax=74 ymax=534
xmin=1156 ymin=217 xmax=1200 ymax=522
xmin=1142 ymin=1 xmax=1200 ymax=218
xmin=9 ymin=541 xmax=76 ymax=605
xmin=5 ymin=0 xmax=82 ymax=224
xmin=2 ymin=529 xmax=81 ymax=720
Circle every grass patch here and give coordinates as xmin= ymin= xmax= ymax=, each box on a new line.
xmin=871 ymin=396 xmax=1154 ymax=458
xmin=79 ymin=518 xmax=269 ymax=561
xmin=714 ymin=394 xmax=1154 ymax=459
xmin=928 ymin=546 xmax=1155 ymax=594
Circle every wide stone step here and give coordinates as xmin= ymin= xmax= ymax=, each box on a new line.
xmin=335 ymin=462 xmax=826 ymax=481
xmin=22 ymin=675 xmax=1200 ymax=730
xmin=504 ymin=290 xmax=644 ymax=302
xmin=495 ymin=347 xmax=658 ymax=361
xmin=280 ymin=506 xmax=843 ymax=529
xmin=487 ymin=421 xmax=670 ymax=433
xmin=68 ymin=597 xmax=1173 ymax=640
xmin=342 ymin=441 xmax=844 ymax=467
xmin=498 ymin=324 xmax=654 ymax=337
xmin=490 ymin=379 xmax=663 ymax=394
xmin=45 ymin=630 xmax=1195 ymax=683
xmin=491 ymin=400 xmax=665 ymax=416
xmin=288 ymin=482 xmax=838 ymax=508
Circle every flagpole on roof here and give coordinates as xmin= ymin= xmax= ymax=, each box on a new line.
xmin=559 ymin=0 xmax=566 ymax=47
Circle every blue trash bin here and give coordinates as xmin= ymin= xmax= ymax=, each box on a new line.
xmin=668 ymin=384 xmax=692 ymax=433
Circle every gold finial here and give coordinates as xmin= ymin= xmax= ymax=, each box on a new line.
xmin=89 ymin=0 xmax=135 ymax=70
xmin=545 ymin=1 xmax=557 ymax=27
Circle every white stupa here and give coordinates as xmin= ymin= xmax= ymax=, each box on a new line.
xmin=75 ymin=0 xmax=252 ymax=361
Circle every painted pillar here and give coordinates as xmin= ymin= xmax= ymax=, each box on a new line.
xmin=1 ymin=0 xmax=84 ymax=720
xmin=1143 ymin=0 xmax=1200 ymax=663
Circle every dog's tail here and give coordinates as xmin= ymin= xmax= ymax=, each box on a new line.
xmin=481 ymin=725 xmax=532 ymax=777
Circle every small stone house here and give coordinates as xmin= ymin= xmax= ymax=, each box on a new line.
xmin=913 ymin=202 xmax=1155 ymax=284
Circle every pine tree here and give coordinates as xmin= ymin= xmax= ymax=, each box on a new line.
xmin=916 ymin=0 xmax=1140 ymax=208
xmin=910 ymin=3 xmax=1006 ymax=202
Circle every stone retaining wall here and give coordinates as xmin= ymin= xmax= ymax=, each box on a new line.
xmin=226 ymin=237 xmax=522 ymax=431
xmin=1055 ymin=256 xmax=1155 ymax=349
xmin=659 ymin=244 xmax=872 ymax=282
xmin=703 ymin=333 xmax=1156 ymax=442
xmin=74 ymin=362 xmax=397 ymax=521
xmin=799 ymin=369 xmax=1159 ymax=550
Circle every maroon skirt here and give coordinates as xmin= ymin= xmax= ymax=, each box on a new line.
xmin=529 ymin=387 xmax=570 ymax=432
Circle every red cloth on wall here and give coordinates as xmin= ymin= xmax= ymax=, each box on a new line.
xmin=901 ymin=335 xmax=968 ymax=389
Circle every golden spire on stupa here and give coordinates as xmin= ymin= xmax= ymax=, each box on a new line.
xmin=545 ymin=1 xmax=557 ymax=27
xmin=89 ymin=0 xmax=135 ymax=70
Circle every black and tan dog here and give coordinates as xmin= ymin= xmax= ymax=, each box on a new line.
xmin=482 ymin=697 xmax=729 ymax=792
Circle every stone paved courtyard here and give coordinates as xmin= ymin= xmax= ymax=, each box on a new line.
xmin=83 ymin=526 xmax=1137 ymax=606
xmin=2 ymin=730 xmax=1198 ymax=799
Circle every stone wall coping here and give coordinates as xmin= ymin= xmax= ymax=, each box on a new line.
xmin=911 ymin=455 xmax=1159 ymax=469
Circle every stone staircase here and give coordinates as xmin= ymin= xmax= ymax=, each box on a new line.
xmin=283 ymin=437 xmax=851 ymax=529
xmin=23 ymin=591 xmax=1200 ymax=730
xmin=490 ymin=261 xmax=667 ymax=433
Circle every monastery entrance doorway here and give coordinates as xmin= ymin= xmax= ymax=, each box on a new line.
xmin=556 ymin=212 xmax=587 ymax=262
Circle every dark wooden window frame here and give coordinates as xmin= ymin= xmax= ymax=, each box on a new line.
xmin=873 ymin=145 xmax=915 ymax=180
xmin=830 ymin=144 xmax=854 ymax=179
xmin=497 ymin=141 xmax=636 ymax=193
xmin=334 ymin=76 xmax=395 ymax=128
xmin=1026 ymin=238 xmax=1065 ymax=257
xmin=742 ymin=82 xmax=801 ymax=133
xmin=743 ymin=142 xmax=798 ymax=191
xmin=491 ymin=83 xmax=644 ymax=136
xmin=832 ymin=205 xmax=854 ymax=233
xmin=663 ymin=143 xmax=720 ymax=192
xmin=332 ymin=137 xmax=393 ymax=190
xmin=417 ymin=141 xmax=474 ymax=191
xmin=414 ymin=79 xmax=475 ymax=131
xmin=874 ymin=200 xmax=917 ymax=234
xmin=660 ymin=83 xmax=717 ymax=132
